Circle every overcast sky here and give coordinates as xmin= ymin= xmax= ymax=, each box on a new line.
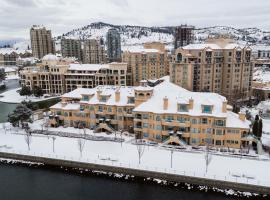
xmin=1 ymin=0 xmax=270 ymax=40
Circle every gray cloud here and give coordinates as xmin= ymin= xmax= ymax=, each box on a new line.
xmin=0 ymin=0 xmax=269 ymax=40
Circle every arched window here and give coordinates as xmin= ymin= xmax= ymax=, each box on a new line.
xmin=177 ymin=53 xmax=182 ymax=62
xmin=138 ymin=93 xmax=144 ymax=97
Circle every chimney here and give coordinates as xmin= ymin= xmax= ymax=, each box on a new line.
xmin=97 ymin=90 xmax=102 ymax=101
xmin=189 ymin=98 xmax=194 ymax=110
xmin=238 ymin=112 xmax=246 ymax=121
xmin=222 ymin=101 xmax=227 ymax=113
xmin=115 ymin=90 xmax=120 ymax=102
xmin=163 ymin=96 xmax=168 ymax=110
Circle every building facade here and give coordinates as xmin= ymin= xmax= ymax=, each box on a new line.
xmin=122 ymin=42 xmax=169 ymax=86
xmin=61 ymin=38 xmax=82 ymax=61
xmin=30 ymin=25 xmax=55 ymax=59
xmin=0 ymin=48 xmax=32 ymax=66
xmin=170 ymin=37 xmax=253 ymax=102
xmin=65 ymin=63 xmax=127 ymax=92
xmin=174 ymin=25 xmax=195 ymax=49
xmin=20 ymin=55 xmax=127 ymax=95
xmin=20 ymin=54 xmax=72 ymax=95
xmin=106 ymin=28 xmax=121 ymax=62
xmin=83 ymin=39 xmax=106 ymax=64
xmin=50 ymin=78 xmax=251 ymax=149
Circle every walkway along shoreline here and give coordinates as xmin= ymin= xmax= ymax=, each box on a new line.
xmin=0 ymin=151 xmax=269 ymax=196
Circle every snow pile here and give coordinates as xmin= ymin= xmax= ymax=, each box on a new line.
xmin=253 ymin=67 xmax=270 ymax=84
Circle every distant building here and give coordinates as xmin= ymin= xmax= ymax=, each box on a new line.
xmin=30 ymin=25 xmax=55 ymax=59
xmin=61 ymin=38 xmax=82 ymax=61
xmin=20 ymin=54 xmax=127 ymax=95
xmin=122 ymin=42 xmax=169 ymax=86
xmin=20 ymin=54 xmax=74 ymax=95
xmin=106 ymin=28 xmax=121 ymax=62
xmin=170 ymin=37 xmax=253 ymax=103
xmin=174 ymin=25 xmax=194 ymax=49
xmin=65 ymin=62 xmax=127 ymax=92
xmin=0 ymin=48 xmax=32 ymax=66
xmin=83 ymin=39 xmax=106 ymax=64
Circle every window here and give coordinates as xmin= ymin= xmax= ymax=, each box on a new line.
xmin=215 ymin=120 xmax=225 ymax=126
xmin=202 ymin=105 xmax=212 ymax=114
xmin=201 ymin=118 xmax=208 ymax=124
xmin=142 ymin=114 xmax=149 ymax=119
xmin=156 ymin=134 xmax=161 ymax=140
xmin=64 ymin=112 xmax=69 ymax=117
xmin=143 ymin=133 xmax=149 ymax=138
xmin=206 ymin=128 xmax=212 ymax=134
xmin=90 ymin=106 xmax=94 ymax=111
xmin=191 ymin=119 xmax=198 ymax=124
xmin=118 ymin=108 xmax=122 ymax=112
xmin=215 ymin=140 xmax=222 ymax=145
xmin=156 ymin=125 xmax=162 ymax=130
xmin=178 ymin=104 xmax=188 ymax=112
xmin=156 ymin=116 xmax=161 ymax=121
xmin=107 ymin=107 xmax=112 ymax=112
xmin=191 ymin=138 xmax=199 ymax=144
xmin=82 ymin=95 xmax=89 ymax=101
xmin=98 ymin=106 xmax=103 ymax=112
xmin=143 ymin=123 xmax=149 ymax=128
xmin=191 ymin=128 xmax=200 ymax=133
xmin=215 ymin=129 xmax=223 ymax=135
xmin=177 ymin=117 xmax=187 ymax=123
xmin=166 ymin=116 xmax=174 ymax=122
xmin=101 ymin=96 xmax=107 ymax=102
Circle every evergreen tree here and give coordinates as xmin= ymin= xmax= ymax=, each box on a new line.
xmin=8 ymin=104 xmax=32 ymax=127
xmin=258 ymin=118 xmax=263 ymax=139
xmin=33 ymin=86 xmax=44 ymax=98
xmin=20 ymin=86 xmax=32 ymax=97
xmin=0 ymin=70 xmax=6 ymax=81
xmin=252 ymin=115 xmax=263 ymax=139
xmin=21 ymin=100 xmax=38 ymax=111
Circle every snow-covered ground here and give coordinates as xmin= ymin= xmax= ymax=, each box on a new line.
xmin=0 ymin=121 xmax=270 ymax=188
xmin=253 ymin=67 xmax=270 ymax=84
xmin=0 ymin=88 xmax=59 ymax=103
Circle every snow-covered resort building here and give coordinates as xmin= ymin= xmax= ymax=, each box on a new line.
xmin=0 ymin=48 xmax=32 ymax=66
xmin=170 ymin=37 xmax=253 ymax=103
xmin=122 ymin=42 xmax=169 ymax=86
xmin=49 ymin=77 xmax=252 ymax=149
xmin=20 ymin=54 xmax=128 ymax=95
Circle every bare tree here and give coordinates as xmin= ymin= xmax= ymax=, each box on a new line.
xmin=170 ymin=145 xmax=175 ymax=168
xmin=205 ymin=144 xmax=212 ymax=173
xmin=2 ymin=123 xmax=7 ymax=134
xmin=24 ymin=128 xmax=32 ymax=151
xmin=52 ymin=136 xmax=56 ymax=153
xmin=136 ymin=139 xmax=145 ymax=164
xmin=77 ymin=138 xmax=85 ymax=157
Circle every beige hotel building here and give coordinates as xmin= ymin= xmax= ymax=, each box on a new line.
xmin=50 ymin=77 xmax=252 ymax=149
xmin=122 ymin=42 xmax=169 ymax=86
xmin=170 ymin=37 xmax=253 ymax=103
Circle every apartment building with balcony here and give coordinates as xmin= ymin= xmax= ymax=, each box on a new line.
xmin=50 ymin=77 xmax=252 ymax=149
xmin=30 ymin=25 xmax=55 ymax=59
xmin=20 ymin=54 xmax=127 ymax=95
xmin=122 ymin=42 xmax=169 ymax=86
xmin=0 ymin=48 xmax=32 ymax=66
xmin=65 ymin=62 xmax=127 ymax=92
xmin=170 ymin=37 xmax=253 ymax=103
xmin=20 ymin=54 xmax=73 ymax=95
xmin=83 ymin=39 xmax=107 ymax=64
xmin=61 ymin=38 xmax=83 ymax=61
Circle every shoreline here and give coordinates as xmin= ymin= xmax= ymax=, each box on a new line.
xmin=0 ymin=151 xmax=268 ymax=198
xmin=0 ymin=157 xmax=267 ymax=199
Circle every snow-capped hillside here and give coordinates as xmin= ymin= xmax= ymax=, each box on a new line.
xmin=58 ymin=22 xmax=174 ymax=46
xmin=58 ymin=22 xmax=270 ymax=47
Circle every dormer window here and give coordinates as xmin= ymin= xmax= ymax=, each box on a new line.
xmin=82 ymin=95 xmax=89 ymax=101
xmin=178 ymin=104 xmax=188 ymax=112
xmin=128 ymin=97 xmax=135 ymax=104
xmin=202 ymin=105 xmax=212 ymax=114
xmin=101 ymin=96 xmax=107 ymax=102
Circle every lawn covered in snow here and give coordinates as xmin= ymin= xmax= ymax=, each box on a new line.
xmin=0 ymin=122 xmax=270 ymax=188
xmin=0 ymin=88 xmax=59 ymax=103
